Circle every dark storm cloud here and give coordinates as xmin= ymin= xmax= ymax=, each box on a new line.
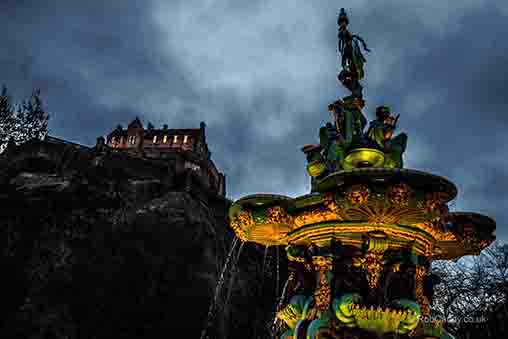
xmin=373 ymin=5 xmax=508 ymax=235
xmin=0 ymin=0 xmax=197 ymax=143
xmin=1 ymin=0 xmax=507 ymax=236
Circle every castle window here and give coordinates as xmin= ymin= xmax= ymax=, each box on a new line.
xmin=153 ymin=135 xmax=157 ymax=143
xmin=173 ymin=135 xmax=178 ymax=143
xmin=129 ymin=136 xmax=136 ymax=144
xmin=184 ymin=161 xmax=200 ymax=172
xmin=163 ymin=135 xmax=168 ymax=143
xmin=183 ymin=135 xmax=188 ymax=144
xmin=111 ymin=136 xmax=116 ymax=144
xmin=120 ymin=136 xmax=123 ymax=144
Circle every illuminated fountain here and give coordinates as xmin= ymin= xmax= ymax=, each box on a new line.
xmin=228 ymin=8 xmax=495 ymax=339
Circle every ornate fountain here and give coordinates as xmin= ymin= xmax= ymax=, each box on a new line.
xmin=228 ymin=9 xmax=495 ymax=339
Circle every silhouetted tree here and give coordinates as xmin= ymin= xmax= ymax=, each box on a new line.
xmin=0 ymin=86 xmax=50 ymax=152
xmin=0 ymin=86 xmax=15 ymax=150
xmin=16 ymin=90 xmax=49 ymax=142
xmin=433 ymin=243 xmax=508 ymax=339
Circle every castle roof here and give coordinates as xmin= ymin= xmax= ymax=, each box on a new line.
xmin=128 ymin=117 xmax=143 ymax=129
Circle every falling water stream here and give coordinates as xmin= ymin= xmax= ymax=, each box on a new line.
xmin=273 ymin=274 xmax=291 ymax=322
xmin=268 ymin=245 xmax=284 ymax=338
xmin=202 ymin=239 xmax=287 ymax=338
xmin=254 ymin=245 xmax=270 ymax=339
xmin=223 ymin=240 xmax=245 ymax=310
xmin=271 ymin=275 xmax=291 ymax=338
xmin=200 ymin=237 xmax=240 ymax=339
xmin=262 ymin=245 xmax=269 ymax=276
xmin=276 ymin=245 xmax=280 ymax=298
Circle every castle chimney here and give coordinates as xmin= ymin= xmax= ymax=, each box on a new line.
xmin=200 ymin=121 xmax=206 ymax=141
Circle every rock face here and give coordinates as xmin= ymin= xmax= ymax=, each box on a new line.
xmin=0 ymin=139 xmax=285 ymax=339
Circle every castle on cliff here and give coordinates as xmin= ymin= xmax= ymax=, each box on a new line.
xmin=101 ymin=117 xmax=226 ymax=196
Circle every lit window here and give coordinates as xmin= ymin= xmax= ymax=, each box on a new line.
xmin=153 ymin=135 xmax=157 ymax=143
xmin=173 ymin=135 xmax=178 ymax=143
xmin=163 ymin=135 xmax=168 ymax=143
xmin=183 ymin=135 xmax=188 ymax=144
xmin=111 ymin=136 xmax=116 ymax=144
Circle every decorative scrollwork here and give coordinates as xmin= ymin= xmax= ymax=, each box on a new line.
xmin=314 ymin=268 xmax=332 ymax=312
xmin=388 ymin=183 xmax=411 ymax=206
xmin=367 ymin=213 xmax=401 ymax=225
xmin=352 ymin=252 xmax=385 ymax=289
xmin=294 ymin=207 xmax=341 ymax=228
xmin=323 ymin=193 xmax=344 ymax=217
xmin=423 ymin=192 xmax=449 ymax=214
xmin=391 ymin=262 xmax=401 ymax=272
xmin=345 ymin=184 xmax=370 ymax=204
xmin=267 ymin=206 xmax=293 ymax=225
xmin=276 ymin=303 xmax=303 ymax=329
xmin=415 ymin=266 xmax=430 ymax=316
xmin=230 ymin=211 xmax=253 ymax=241
xmin=312 ymin=256 xmax=334 ymax=270
xmin=364 ymin=252 xmax=385 ymax=289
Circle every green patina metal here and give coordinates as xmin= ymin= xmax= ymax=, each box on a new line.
xmin=225 ymin=8 xmax=495 ymax=339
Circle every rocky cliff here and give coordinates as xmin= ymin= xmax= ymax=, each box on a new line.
xmin=0 ymin=139 xmax=285 ymax=339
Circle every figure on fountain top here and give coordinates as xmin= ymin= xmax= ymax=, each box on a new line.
xmin=366 ymin=105 xmax=408 ymax=168
xmin=337 ymin=8 xmax=370 ymax=99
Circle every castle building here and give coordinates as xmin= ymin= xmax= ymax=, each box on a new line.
xmin=104 ymin=117 xmax=225 ymax=196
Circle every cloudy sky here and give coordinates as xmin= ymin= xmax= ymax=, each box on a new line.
xmin=2 ymin=0 xmax=507 ymax=237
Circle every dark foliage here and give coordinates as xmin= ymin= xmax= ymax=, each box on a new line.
xmin=433 ymin=243 xmax=508 ymax=339
xmin=0 ymin=86 xmax=49 ymax=152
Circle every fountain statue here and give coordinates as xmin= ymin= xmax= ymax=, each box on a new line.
xmin=227 ymin=8 xmax=495 ymax=339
